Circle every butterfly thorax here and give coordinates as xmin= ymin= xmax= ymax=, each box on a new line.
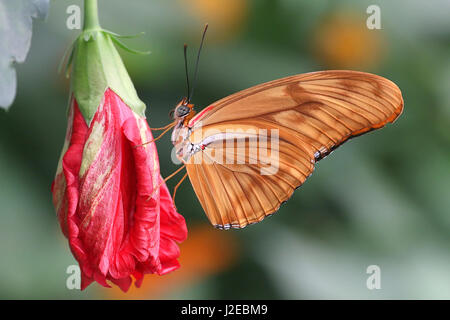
xmin=171 ymin=99 xmax=201 ymax=163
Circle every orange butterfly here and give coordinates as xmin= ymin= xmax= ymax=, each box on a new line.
xmin=148 ymin=25 xmax=404 ymax=230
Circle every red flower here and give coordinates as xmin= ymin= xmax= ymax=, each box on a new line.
xmin=52 ymin=89 xmax=187 ymax=291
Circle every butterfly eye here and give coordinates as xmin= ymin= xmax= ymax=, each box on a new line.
xmin=175 ymin=105 xmax=190 ymax=118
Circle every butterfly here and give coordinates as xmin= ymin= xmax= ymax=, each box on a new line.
xmin=147 ymin=25 xmax=404 ymax=230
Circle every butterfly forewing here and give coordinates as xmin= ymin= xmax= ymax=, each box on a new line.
xmin=185 ymin=70 xmax=403 ymax=229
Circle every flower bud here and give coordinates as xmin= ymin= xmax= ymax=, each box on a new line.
xmin=52 ymin=0 xmax=187 ymax=291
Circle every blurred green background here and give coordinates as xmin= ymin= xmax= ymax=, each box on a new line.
xmin=0 ymin=0 xmax=449 ymax=299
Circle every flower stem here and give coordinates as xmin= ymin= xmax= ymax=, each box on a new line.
xmin=83 ymin=0 xmax=101 ymax=31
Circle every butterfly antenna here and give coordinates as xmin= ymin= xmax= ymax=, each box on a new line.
xmin=184 ymin=44 xmax=191 ymax=101
xmin=189 ymin=23 xmax=208 ymax=102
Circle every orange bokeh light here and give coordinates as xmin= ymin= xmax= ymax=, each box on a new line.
xmin=179 ymin=0 xmax=248 ymax=40
xmin=103 ymin=224 xmax=238 ymax=299
xmin=313 ymin=11 xmax=386 ymax=69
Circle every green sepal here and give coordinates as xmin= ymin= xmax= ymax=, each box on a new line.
xmin=69 ymin=29 xmax=147 ymax=125
xmin=110 ymin=36 xmax=151 ymax=55
xmin=102 ymin=29 xmax=146 ymax=39
xmin=57 ymin=40 xmax=75 ymax=78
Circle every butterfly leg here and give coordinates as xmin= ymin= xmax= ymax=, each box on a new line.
xmin=149 ymin=122 xmax=175 ymax=131
xmin=134 ymin=122 xmax=175 ymax=148
xmin=172 ymin=171 xmax=189 ymax=208
xmin=146 ymin=164 xmax=186 ymax=201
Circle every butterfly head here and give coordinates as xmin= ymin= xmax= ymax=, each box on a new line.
xmin=171 ymin=97 xmax=195 ymax=121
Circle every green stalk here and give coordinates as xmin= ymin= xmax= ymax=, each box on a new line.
xmin=83 ymin=0 xmax=101 ymax=31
